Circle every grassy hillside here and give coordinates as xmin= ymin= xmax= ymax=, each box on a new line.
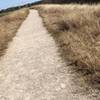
xmin=35 ymin=4 xmax=100 ymax=88
xmin=0 ymin=2 xmax=100 ymax=89
xmin=0 ymin=8 xmax=29 ymax=57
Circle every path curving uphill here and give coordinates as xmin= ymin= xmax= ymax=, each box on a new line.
xmin=0 ymin=10 xmax=99 ymax=100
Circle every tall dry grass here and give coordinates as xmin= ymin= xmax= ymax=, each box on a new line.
xmin=36 ymin=4 xmax=100 ymax=86
xmin=0 ymin=8 xmax=29 ymax=56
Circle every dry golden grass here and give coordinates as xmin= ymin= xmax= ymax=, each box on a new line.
xmin=0 ymin=8 xmax=29 ymax=57
xmin=36 ymin=4 xmax=100 ymax=86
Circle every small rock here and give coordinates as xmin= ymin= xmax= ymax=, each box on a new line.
xmin=60 ymin=83 xmax=66 ymax=89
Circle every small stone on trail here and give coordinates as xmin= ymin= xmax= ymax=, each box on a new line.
xmin=60 ymin=83 xmax=66 ymax=89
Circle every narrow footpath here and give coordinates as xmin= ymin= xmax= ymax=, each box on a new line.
xmin=0 ymin=10 xmax=99 ymax=100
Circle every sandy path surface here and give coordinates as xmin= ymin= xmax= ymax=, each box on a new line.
xmin=0 ymin=10 xmax=99 ymax=100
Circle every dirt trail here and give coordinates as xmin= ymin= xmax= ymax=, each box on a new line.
xmin=0 ymin=10 xmax=99 ymax=100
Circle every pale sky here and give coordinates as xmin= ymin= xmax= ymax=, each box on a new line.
xmin=0 ymin=0 xmax=40 ymax=10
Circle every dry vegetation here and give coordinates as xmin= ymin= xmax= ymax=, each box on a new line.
xmin=0 ymin=8 xmax=29 ymax=57
xmin=36 ymin=4 xmax=100 ymax=86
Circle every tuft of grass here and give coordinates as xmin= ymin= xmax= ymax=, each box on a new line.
xmin=0 ymin=8 xmax=29 ymax=57
xmin=36 ymin=4 xmax=100 ymax=87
